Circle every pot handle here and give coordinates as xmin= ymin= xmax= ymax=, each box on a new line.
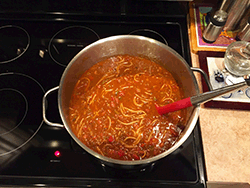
xmin=190 ymin=67 xmax=213 ymax=91
xmin=42 ymin=86 xmax=64 ymax=128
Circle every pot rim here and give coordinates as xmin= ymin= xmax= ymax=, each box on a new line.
xmin=58 ymin=35 xmax=200 ymax=166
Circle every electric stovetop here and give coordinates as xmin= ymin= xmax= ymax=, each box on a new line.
xmin=0 ymin=1 xmax=207 ymax=187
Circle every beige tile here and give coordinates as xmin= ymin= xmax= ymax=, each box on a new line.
xmin=199 ymin=108 xmax=250 ymax=183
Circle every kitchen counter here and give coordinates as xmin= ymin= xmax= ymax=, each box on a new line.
xmin=189 ymin=21 xmax=250 ymax=184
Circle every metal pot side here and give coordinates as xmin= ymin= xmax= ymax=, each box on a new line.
xmin=58 ymin=35 xmax=200 ymax=167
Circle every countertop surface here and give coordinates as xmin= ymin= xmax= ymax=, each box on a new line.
xmin=189 ymin=33 xmax=250 ymax=184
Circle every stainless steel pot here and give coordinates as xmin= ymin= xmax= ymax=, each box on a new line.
xmin=43 ymin=35 xmax=201 ymax=168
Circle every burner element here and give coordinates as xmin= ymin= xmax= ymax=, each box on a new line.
xmin=48 ymin=26 xmax=100 ymax=67
xmin=0 ymin=25 xmax=30 ymax=64
xmin=129 ymin=29 xmax=168 ymax=45
xmin=0 ymin=73 xmax=44 ymax=156
xmin=0 ymin=89 xmax=28 ymax=136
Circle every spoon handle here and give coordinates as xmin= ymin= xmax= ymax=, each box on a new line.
xmin=191 ymin=81 xmax=247 ymax=105
xmin=156 ymin=79 xmax=249 ymax=115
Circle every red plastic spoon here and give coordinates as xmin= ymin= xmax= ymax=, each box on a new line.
xmin=156 ymin=76 xmax=250 ymax=115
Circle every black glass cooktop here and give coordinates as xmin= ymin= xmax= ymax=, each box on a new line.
xmin=0 ymin=2 xmax=207 ymax=187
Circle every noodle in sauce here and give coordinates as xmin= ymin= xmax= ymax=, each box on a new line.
xmin=69 ymin=55 xmax=186 ymax=160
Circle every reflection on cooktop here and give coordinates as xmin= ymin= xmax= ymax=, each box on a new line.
xmin=0 ymin=73 xmax=44 ymax=156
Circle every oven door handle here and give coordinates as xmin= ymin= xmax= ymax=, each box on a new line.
xmin=42 ymin=86 xmax=64 ymax=128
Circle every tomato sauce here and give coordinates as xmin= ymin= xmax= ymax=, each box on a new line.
xmin=69 ymin=55 xmax=186 ymax=160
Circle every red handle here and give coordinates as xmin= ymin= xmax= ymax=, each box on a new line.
xmin=155 ymin=97 xmax=193 ymax=115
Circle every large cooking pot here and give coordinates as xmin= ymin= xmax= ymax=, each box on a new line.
xmin=43 ymin=35 xmax=202 ymax=168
